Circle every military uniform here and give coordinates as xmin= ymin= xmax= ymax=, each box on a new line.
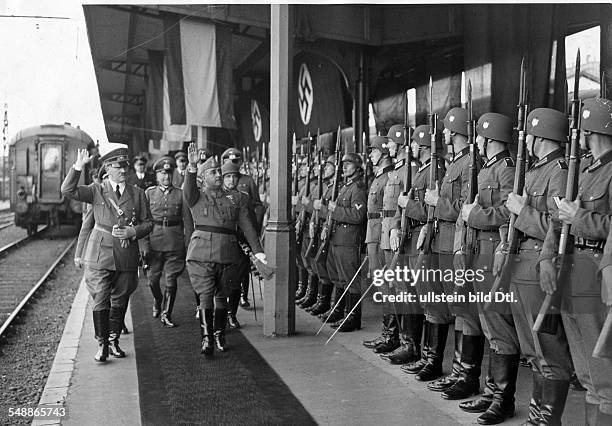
xmin=172 ymin=151 xmax=189 ymax=188
xmin=127 ymin=156 xmax=156 ymax=190
xmin=142 ymin=156 xmax=187 ymax=328
xmin=61 ymin=147 xmax=153 ymax=362
xmin=297 ymin=172 xmax=321 ymax=311
xmin=318 ymin=153 xmax=367 ymax=332
xmin=184 ymin=156 xmax=263 ymax=355
xmin=541 ymin=98 xmax=612 ymax=423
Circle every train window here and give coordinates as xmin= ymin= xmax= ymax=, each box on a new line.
xmin=42 ymin=145 xmax=61 ymax=174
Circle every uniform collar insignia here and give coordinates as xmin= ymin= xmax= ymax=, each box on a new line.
xmin=530 ymin=148 xmax=564 ymax=170
xmin=376 ymin=164 xmax=394 ymax=177
xmin=417 ymin=158 xmax=431 ymax=173
xmin=452 ymin=147 xmax=470 ymax=163
xmin=587 ymin=149 xmax=612 ymax=172
xmin=394 ymin=158 xmax=405 ymax=169
xmin=483 ymin=150 xmax=511 ymax=168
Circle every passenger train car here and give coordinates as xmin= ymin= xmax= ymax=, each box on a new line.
xmin=8 ymin=124 xmax=93 ymax=234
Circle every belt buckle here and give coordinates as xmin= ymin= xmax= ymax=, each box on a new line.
xmin=162 ymin=217 xmax=168 ymax=227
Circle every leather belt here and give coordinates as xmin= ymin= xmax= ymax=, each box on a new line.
xmin=195 ymin=224 xmax=236 ymax=235
xmin=383 ymin=210 xmax=396 ymax=217
xmin=575 ymin=237 xmax=604 ymax=251
xmin=154 ymin=219 xmax=183 ymax=227
xmin=367 ymin=212 xmax=382 ymax=219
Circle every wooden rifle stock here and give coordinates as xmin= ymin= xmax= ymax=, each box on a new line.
xmin=485 ymin=60 xmax=528 ymax=312
xmin=534 ymin=50 xmax=582 ymax=334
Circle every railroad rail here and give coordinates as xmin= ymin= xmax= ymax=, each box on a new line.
xmin=0 ymin=234 xmax=75 ymax=340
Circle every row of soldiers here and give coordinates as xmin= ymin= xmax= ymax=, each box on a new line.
xmin=64 ymin=143 xmax=266 ymax=362
xmin=291 ymin=96 xmax=612 ymax=425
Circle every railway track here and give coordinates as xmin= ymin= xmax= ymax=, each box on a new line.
xmin=0 ymin=231 xmax=76 ymax=340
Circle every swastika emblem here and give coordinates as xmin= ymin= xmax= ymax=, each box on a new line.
xmin=251 ymin=100 xmax=262 ymax=142
xmin=298 ymin=63 xmax=313 ymax=125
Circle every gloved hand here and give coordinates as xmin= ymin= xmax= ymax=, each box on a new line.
xmin=493 ymin=243 xmax=507 ymax=277
xmin=453 ymin=250 xmax=466 ymax=271
xmin=390 ymin=228 xmax=400 ymax=252
xmin=539 ymin=259 xmax=557 ymax=295
xmin=291 ymin=195 xmax=299 ymax=206
xmin=254 ymin=252 xmax=267 ymax=264
xmin=74 ymin=257 xmax=83 ymax=269
xmin=416 ymin=226 xmax=427 ymax=250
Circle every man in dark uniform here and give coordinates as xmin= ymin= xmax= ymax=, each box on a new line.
xmin=184 ymin=143 xmax=266 ymax=356
xmin=426 ymin=107 xmax=486 ymax=399
xmin=500 ymin=108 xmax=574 ymax=424
xmin=141 ymin=156 xmax=187 ymax=328
xmin=316 ymin=153 xmax=367 ymax=332
xmin=221 ymin=147 xmax=265 ymax=309
xmin=172 ymin=151 xmax=189 ymax=188
xmin=61 ymin=146 xmax=152 ymax=362
xmin=541 ymin=97 xmax=612 ymax=425
xmin=127 ymin=156 xmax=156 ymax=190
xmin=389 ymin=123 xmax=446 ymax=380
xmin=458 ymin=112 xmax=519 ymax=425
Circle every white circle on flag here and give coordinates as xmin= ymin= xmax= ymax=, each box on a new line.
xmin=251 ymin=100 xmax=262 ymax=142
xmin=298 ymin=63 xmax=313 ymax=125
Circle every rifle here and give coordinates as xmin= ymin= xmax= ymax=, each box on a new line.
xmin=292 ymin=133 xmax=299 ymax=218
xmin=363 ymin=132 xmax=371 ymax=188
xmin=255 ymin=145 xmax=261 ymax=191
xmin=533 ymin=50 xmax=582 ymax=334
xmin=305 ymin=148 xmax=324 ymax=258
xmin=389 ymin=90 xmax=414 ymax=270
xmin=315 ymin=125 xmax=343 ymax=263
xmin=296 ymin=132 xmax=312 ymax=250
xmin=262 ymin=142 xmax=268 ymax=196
xmin=462 ymin=79 xmax=480 ymax=267
xmin=415 ymin=77 xmax=438 ymax=267
xmin=484 ymin=59 xmax=529 ymax=313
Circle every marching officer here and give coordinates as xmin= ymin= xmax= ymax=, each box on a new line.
xmin=184 ymin=143 xmax=266 ymax=356
xmin=316 ymin=152 xmax=367 ymax=331
xmin=172 ymin=151 xmax=189 ymax=188
xmin=127 ymin=155 xmax=156 ymax=190
xmin=426 ymin=107 xmax=486 ymax=400
xmin=541 ymin=97 xmax=612 ymax=425
xmin=501 ymin=108 xmax=574 ymax=424
xmin=458 ymin=112 xmax=519 ymax=425
xmin=62 ymin=146 xmax=152 ymax=362
xmin=389 ymin=123 xmax=446 ymax=379
xmin=141 ymin=156 xmax=188 ymax=328
xmin=221 ymin=147 xmax=265 ymax=309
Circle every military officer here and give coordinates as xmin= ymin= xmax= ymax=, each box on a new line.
xmin=221 ymin=147 xmax=265 ymax=309
xmin=62 ymin=146 xmax=152 ymax=362
xmin=141 ymin=156 xmax=187 ymax=328
xmin=498 ymin=108 xmax=574 ymax=424
xmin=127 ymin=155 xmax=156 ymax=190
xmin=315 ymin=152 xmax=367 ymax=332
xmin=293 ymin=154 xmax=313 ymax=306
xmin=301 ymin=155 xmax=337 ymax=316
xmin=541 ymin=97 xmax=612 ymax=425
xmin=172 ymin=151 xmax=189 ymax=188
xmin=389 ymin=123 xmax=446 ymax=380
xmin=426 ymin=107 xmax=486 ymax=399
xmin=458 ymin=112 xmax=519 ymax=425
xmin=184 ymin=143 xmax=266 ymax=356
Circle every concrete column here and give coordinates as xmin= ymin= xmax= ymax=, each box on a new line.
xmin=265 ymin=4 xmax=295 ymax=336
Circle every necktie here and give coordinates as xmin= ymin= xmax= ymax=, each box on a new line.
xmin=115 ymin=185 xmax=121 ymax=199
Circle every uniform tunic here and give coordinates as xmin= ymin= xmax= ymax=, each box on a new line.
xmin=466 ymin=150 xmax=519 ymax=354
xmin=541 ymin=150 xmax=612 ymax=413
xmin=127 ymin=170 xmax=156 ymax=191
xmin=143 ymin=185 xmax=187 ymax=290
xmin=306 ymin=178 xmax=334 ymax=282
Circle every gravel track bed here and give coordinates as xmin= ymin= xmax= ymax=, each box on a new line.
xmin=0 ymin=227 xmax=80 ymax=426
xmin=0 ymin=225 xmax=27 ymax=246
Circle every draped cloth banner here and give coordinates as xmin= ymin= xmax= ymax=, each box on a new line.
xmin=164 ymin=16 xmax=236 ymax=129
xmin=145 ymin=50 xmax=164 ymax=149
xmin=162 ymin=60 xmax=191 ymax=151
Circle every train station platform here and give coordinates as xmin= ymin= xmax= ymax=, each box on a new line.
xmin=34 ymin=273 xmax=586 ymax=426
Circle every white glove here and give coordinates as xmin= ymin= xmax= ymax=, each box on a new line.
xmin=416 ymin=226 xmax=428 ymax=250
xmin=254 ymin=252 xmax=267 ymax=264
xmin=390 ymin=229 xmax=400 ymax=252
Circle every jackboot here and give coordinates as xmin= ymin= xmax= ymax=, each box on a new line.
xmin=295 ymin=269 xmax=309 ymax=304
xmin=199 ymin=308 xmax=214 ymax=355
xmin=108 ymin=306 xmax=127 ymax=358
xmin=460 ymin=366 xmax=496 ymax=413
xmin=524 ymin=372 xmax=544 ymax=425
xmin=442 ymin=334 xmax=485 ymax=399
xmin=227 ymin=290 xmax=241 ymax=329
xmin=227 ymin=311 xmax=241 ymax=329
xmin=382 ymin=315 xmax=423 ymax=364
xmin=429 ymin=330 xmax=463 ymax=391
xmin=294 ymin=267 xmax=307 ymax=301
xmin=370 ymin=314 xmax=400 ymax=353
xmin=401 ymin=320 xmax=429 ymax=374
xmin=320 ymin=287 xmax=346 ymax=324
xmin=335 ymin=293 xmax=361 ymax=332
xmin=194 ymin=292 xmax=201 ymax=319
xmin=307 ymin=281 xmax=332 ymax=315
xmin=585 ymin=403 xmax=599 ymax=426
xmin=213 ymin=309 xmax=228 ymax=351
xmin=538 ymin=379 xmax=569 ymax=426
xmin=149 ymin=280 xmax=163 ymax=318
xmin=92 ymin=310 xmax=109 ymax=362
xmin=477 ymin=353 xmax=520 ymax=425
xmin=160 ymin=288 xmax=177 ymax=327
xmin=415 ymin=322 xmax=449 ymax=382
xmin=299 ymin=274 xmax=319 ymax=309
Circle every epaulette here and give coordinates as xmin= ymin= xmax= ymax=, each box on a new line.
xmin=145 ymin=186 xmax=155 ymax=194
xmin=556 ymin=159 xmax=568 ymax=170
xmin=503 ymin=158 xmax=515 ymax=167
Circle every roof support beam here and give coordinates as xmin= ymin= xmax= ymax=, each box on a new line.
xmin=98 ymin=60 xmax=147 ymax=78
xmin=101 ymin=92 xmax=144 ymax=106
